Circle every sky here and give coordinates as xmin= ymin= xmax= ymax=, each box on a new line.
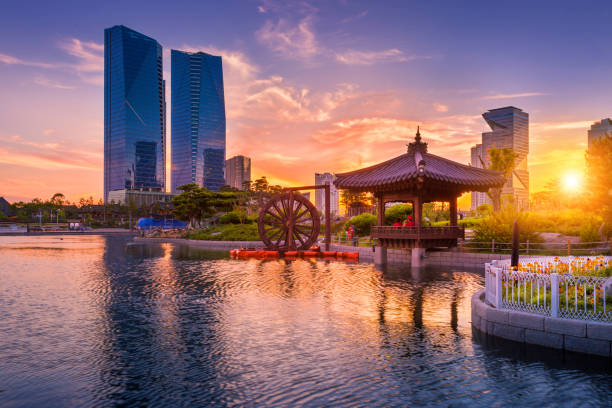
xmin=1 ymin=0 xmax=611 ymax=204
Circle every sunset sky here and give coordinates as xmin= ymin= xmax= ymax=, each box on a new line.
xmin=1 ymin=0 xmax=610 ymax=204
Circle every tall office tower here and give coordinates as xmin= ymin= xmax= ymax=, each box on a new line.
xmin=588 ymin=118 xmax=612 ymax=150
xmin=470 ymin=144 xmax=490 ymax=210
xmin=171 ymin=50 xmax=226 ymax=192
xmin=225 ymin=155 xmax=251 ymax=190
xmin=104 ymin=25 xmax=165 ymax=202
xmin=314 ymin=173 xmax=340 ymax=217
xmin=479 ymin=106 xmax=530 ymax=209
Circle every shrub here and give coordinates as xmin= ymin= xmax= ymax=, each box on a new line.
xmin=385 ymin=204 xmax=412 ymax=225
xmin=346 ymin=213 xmax=377 ymax=236
xmin=580 ymin=217 xmax=603 ymax=243
xmin=472 ymin=207 xmax=541 ymax=244
xmin=219 ymin=209 xmax=251 ymax=224
xmin=188 ymin=223 xmax=260 ymax=241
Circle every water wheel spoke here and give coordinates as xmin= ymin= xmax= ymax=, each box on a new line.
xmin=294 ymin=209 xmax=311 ymax=222
xmin=294 ymin=225 xmax=312 ymax=237
xmin=275 ymin=229 xmax=288 ymax=247
xmin=293 ymin=230 xmax=306 ymax=246
xmin=266 ymin=210 xmax=283 ymax=221
xmin=272 ymin=201 xmax=284 ymax=218
xmin=267 ymin=229 xmax=283 ymax=240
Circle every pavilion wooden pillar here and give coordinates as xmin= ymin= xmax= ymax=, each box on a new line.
xmin=412 ymin=194 xmax=425 ymax=266
xmin=449 ymin=196 xmax=458 ymax=227
xmin=413 ymin=195 xmax=422 ymax=228
xmin=377 ymin=194 xmax=385 ymax=226
xmin=374 ymin=193 xmax=387 ymax=265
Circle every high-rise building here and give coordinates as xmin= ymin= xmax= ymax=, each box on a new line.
xmin=314 ymin=173 xmax=340 ymax=217
xmin=470 ymin=144 xmax=490 ymax=209
xmin=104 ymin=25 xmax=165 ymax=202
xmin=171 ymin=50 xmax=226 ymax=192
xmin=226 ymin=155 xmax=251 ymax=190
xmin=588 ymin=119 xmax=612 ymax=150
xmin=470 ymin=106 xmax=529 ymax=210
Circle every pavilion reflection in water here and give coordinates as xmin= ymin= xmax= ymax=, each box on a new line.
xmin=334 ymin=128 xmax=505 ymax=265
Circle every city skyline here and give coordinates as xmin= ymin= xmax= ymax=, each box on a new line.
xmin=1 ymin=1 xmax=611 ymax=203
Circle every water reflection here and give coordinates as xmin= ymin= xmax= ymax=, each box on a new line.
xmin=0 ymin=236 xmax=611 ymax=407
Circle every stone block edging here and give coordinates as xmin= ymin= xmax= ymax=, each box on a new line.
xmin=471 ymin=289 xmax=612 ymax=357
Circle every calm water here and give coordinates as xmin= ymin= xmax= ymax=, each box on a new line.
xmin=1 ymin=235 xmax=611 ymax=407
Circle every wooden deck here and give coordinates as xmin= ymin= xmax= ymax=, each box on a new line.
xmin=371 ymin=226 xmax=464 ymax=249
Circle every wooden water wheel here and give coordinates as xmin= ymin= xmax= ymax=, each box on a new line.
xmin=258 ymin=191 xmax=320 ymax=250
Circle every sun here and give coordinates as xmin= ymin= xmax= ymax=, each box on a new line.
xmin=561 ymin=172 xmax=582 ymax=193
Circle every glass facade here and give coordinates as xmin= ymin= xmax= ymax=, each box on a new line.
xmin=171 ymin=50 xmax=226 ymax=192
xmin=104 ymin=25 xmax=165 ymax=202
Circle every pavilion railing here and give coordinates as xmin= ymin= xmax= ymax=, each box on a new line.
xmin=371 ymin=226 xmax=464 ymax=239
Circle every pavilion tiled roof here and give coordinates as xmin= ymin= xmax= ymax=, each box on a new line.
xmin=334 ymin=129 xmax=506 ymax=192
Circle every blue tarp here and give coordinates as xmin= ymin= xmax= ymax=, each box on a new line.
xmin=136 ymin=218 xmax=187 ymax=230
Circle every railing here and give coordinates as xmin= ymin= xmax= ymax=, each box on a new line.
xmin=371 ymin=226 xmax=464 ymax=239
xmin=461 ymin=240 xmax=611 ymax=255
xmin=485 ymin=257 xmax=612 ymax=322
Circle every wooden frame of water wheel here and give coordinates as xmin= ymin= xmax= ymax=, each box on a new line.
xmin=258 ymin=190 xmax=321 ymax=251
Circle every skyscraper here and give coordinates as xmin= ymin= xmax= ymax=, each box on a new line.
xmin=470 ymin=144 xmax=490 ymax=209
xmin=171 ymin=50 xmax=226 ymax=192
xmin=471 ymin=106 xmax=529 ymax=210
xmin=226 ymin=155 xmax=251 ymax=190
xmin=588 ymin=118 xmax=612 ymax=150
xmin=314 ymin=173 xmax=340 ymax=217
xmin=104 ymin=25 xmax=165 ymax=202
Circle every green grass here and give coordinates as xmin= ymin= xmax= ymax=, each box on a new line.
xmin=187 ymin=223 xmax=260 ymax=241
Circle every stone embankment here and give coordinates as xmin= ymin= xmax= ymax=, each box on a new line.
xmin=472 ymin=290 xmax=612 ymax=357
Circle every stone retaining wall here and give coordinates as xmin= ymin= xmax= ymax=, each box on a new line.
xmin=472 ymin=289 xmax=612 ymax=357
xmin=330 ymin=244 xmax=509 ymax=268
xmin=135 ymin=238 xmax=509 ymax=268
xmin=134 ymin=237 xmax=266 ymax=251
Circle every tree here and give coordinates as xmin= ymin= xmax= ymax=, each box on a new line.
xmin=385 ymin=204 xmax=413 ymax=225
xmin=485 ymin=147 xmax=519 ymax=211
xmin=172 ymin=184 xmax=239 ymax=228
xmin=50 ymin=193 xmax=65 ymax=207
xmin=586 ymin=133 xmax=612 ymax=228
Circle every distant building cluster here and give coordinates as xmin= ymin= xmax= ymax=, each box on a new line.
xmin=225 ymin=155 xmax=251 ymax=190
xmin=470 ymin=106 xmax=530 ymax=211
xmin=103 ymin=25 xmax=251 ymax=205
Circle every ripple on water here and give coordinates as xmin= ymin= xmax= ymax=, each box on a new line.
xmin=0 ymin=235 xmax=611 ymax=407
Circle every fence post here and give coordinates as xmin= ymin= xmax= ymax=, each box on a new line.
xmin=495 ymin=266 xmax=503 ymax=308
xmin=526 ymin=240 xmax=529 ymax=255
xmin=550 ymin=273 xmax=559 ymax=317
xmin=567 ymin=239 xmax=571 ymax=256
xmin=492 ymin=239 xmax=495 ymax=253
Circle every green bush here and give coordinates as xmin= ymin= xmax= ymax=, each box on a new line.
xmin=218 ymin=209 xmax=252 ymax=224
xmin=580 ymin=217 xmax=602 ymax=243
xmin=346 ymin=213 xmax=377 ymax=236
xmin=188 ymin=223 xmax=260 ymax=241
xmin=472 ymin=207 xmax=541 ymax=244
xmin=385 ymin=204 xmax=412 ymax=225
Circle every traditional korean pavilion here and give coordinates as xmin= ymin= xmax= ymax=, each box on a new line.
xmin=334 ymin=128 xmax=506 ymax=264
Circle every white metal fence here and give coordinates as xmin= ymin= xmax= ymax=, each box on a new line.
xmin=485 ymin=256 xmax=612 ymax=322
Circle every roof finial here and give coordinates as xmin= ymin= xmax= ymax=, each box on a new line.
xmin=407 ymin=125 xmax=427 ymax=154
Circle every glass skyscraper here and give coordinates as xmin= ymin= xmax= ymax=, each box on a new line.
xmin=104 ymin=25 xmax=165 ymax=202
xmin=470 ymin=106 xmax=529 ymax=210
xmin=171 ymin=50 xmax=226 ymax=192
